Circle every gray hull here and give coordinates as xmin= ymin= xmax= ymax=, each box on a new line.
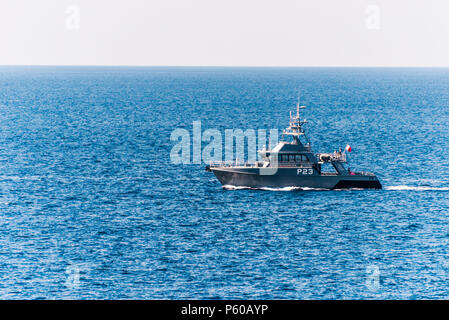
xmin=211 ymin=167 xmax=382 ymax=189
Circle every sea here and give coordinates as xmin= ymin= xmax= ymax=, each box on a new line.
xmin=0 ymin=66 xmax=448 ymax=299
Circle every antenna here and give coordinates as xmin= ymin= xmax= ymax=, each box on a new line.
xmin=297 ymin=92 xmax=300 ymax=119
xmin=297 ymin=102 xmax=300 ymax=119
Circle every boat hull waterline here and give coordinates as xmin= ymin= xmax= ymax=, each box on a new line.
xmin=209 ymin=167 xmax=382 ymax=190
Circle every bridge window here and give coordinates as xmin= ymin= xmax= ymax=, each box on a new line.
xmin=278 ymin=154 xmax=288 ymax=162
xmin=278 ymin=154 xmax=308 ymax=162
xmin=292 ymin=154 xmax=308 ymax=162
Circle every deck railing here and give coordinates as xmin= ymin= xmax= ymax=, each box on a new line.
xmin=209 ymin=160 xmax=260 ymax=168
xmin=317 ymin=152 xmax=347 ymax=163
xmin=209 ymin=161 xmax=315 ymax=169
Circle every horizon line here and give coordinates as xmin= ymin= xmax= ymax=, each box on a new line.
xmin=1 ymin=64 xmax=449 ymax=68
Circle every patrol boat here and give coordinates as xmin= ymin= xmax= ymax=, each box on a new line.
xmin=206 ymin=103 xmax=382 ymax=190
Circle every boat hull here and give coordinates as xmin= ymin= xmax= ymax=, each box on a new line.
xmin=210 ymin=167 xmax=382 ymax=189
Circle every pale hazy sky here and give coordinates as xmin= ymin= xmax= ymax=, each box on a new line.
xmin=0 ymin=0 xmax=448 ymax=66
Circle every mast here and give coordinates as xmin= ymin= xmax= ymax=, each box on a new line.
xmin=284 ymin=101 xmax=307 ymax=138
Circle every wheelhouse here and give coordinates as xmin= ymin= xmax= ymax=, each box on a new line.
xmin=278 ymin=153 xmax=309 ymax=163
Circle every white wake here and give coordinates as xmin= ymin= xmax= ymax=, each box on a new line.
xmin=385 ymin=185 xmax=449 ymax=191
xmin=222 ymin=185 xmax=329 ymax=191
xmin=223 ymin=185 xmax=449 ymax=192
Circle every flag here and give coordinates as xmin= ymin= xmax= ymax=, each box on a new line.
xmin=345 ymin=144 xmax=352 ymax=152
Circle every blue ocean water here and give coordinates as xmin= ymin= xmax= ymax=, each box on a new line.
xmin=0 ymin=66 xmax=449 ymax=299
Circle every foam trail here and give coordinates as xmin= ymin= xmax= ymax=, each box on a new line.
xmin=222 ymin=185 xmax=329 ymax=191
xmin=385 ymin=185 xmax=449 ymax=191
xmin=223 ymin=185 xmax=449 ymax=192
xmin=222 ymin=185 xmax=252 ymax=190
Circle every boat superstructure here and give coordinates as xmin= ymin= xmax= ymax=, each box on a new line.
xmin=206 ymin=102 xmax=381 ymax=190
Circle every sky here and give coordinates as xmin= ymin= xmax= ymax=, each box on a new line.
xmin=0 ymin=0 xmax=448 ymax=67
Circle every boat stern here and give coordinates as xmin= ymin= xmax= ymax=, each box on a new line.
xmin=333 ymin=172 xmax=382 ymax=189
